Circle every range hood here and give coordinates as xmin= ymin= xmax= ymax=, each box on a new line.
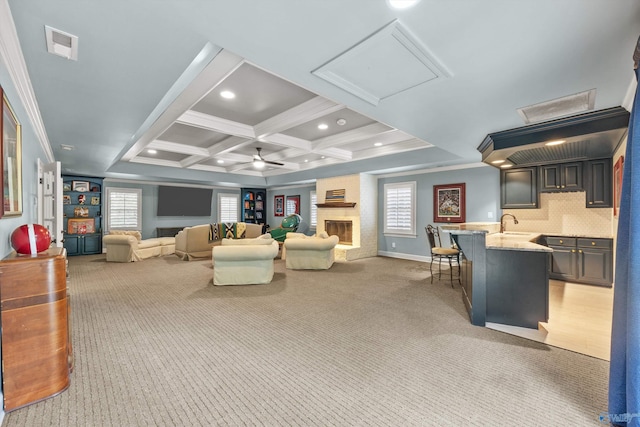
xmin=478 ymin=107 xmax=630 ymax=168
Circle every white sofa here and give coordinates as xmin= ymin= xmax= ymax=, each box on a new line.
xmin=175 ymin=222 xmax=263 ymax=260
xmin=283 ymin=232 xmax=339 ymax=270
xmin=212 ymin=236 xmax=279 ymax=285
xmin=103 ymin=230 xmax=175 ymax=262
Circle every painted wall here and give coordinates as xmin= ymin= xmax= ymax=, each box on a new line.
xmin=0 ymin=62 xmax=49 ymax=259
xmin=103 ymin=180 xmax=242 ymax=239
xmin=377 ymin=165 xmax=501 ymax=260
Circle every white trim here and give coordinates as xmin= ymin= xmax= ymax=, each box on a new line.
xmin=0 ymin=0 xmax=54 ymax=162
xmin=377 ymin=162 xmax=489 ymax=179
xmin=378 ymin=251 xmax=430 ymax=263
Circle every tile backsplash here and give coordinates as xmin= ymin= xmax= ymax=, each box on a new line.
xmin=504 ymin=192 xmax=613 ymax=237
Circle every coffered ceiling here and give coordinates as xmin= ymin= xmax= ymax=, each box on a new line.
xmin=3 ymin=0 xmax=640 ymax=188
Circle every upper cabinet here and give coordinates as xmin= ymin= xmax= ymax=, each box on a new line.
xmin=501 ymin=160 xmax=612 ymax=209
xmin=584 ymin=159 xmax=612 ymax=208
xmin=538 ymin=162 xmax=583 ymax=192
xmin=500 ymin=167 xmax=538 ymax=209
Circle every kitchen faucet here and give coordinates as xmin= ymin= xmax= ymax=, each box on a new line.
xmin=500 ymin=213 xmax=519 ymax=233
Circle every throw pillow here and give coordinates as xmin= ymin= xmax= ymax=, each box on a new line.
xmin=209 ymin=223 xmax=221 ymax=242
xmin=236 ymin=222 xmax=247 ymax=239
xmin=223 ymin=222 xmax=236 ymax=238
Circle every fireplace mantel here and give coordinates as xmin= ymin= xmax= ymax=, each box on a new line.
xmin=316 ymin=202 xmax=356 ymax=208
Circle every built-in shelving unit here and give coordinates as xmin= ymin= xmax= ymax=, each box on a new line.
xmin=62 ymin=176 xmax=103 ymax=256
xmin=241 ymin=188 xmax=267 ymax=225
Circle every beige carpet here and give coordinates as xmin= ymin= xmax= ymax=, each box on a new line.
xmin=2 ymin=255 xmax=609 ymax=426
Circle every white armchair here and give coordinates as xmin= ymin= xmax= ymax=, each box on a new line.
xmin=212 ymin=236 xmax=279 ymax=285
xmin=283 ymin=232 xmax=339 ymax=270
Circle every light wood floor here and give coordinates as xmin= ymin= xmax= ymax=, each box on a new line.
xmin=486 ymin=280 xmax=614 ymax=361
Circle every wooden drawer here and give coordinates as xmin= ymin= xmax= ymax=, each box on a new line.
xmin=546 ymin=236 xmax=577 ymax=247
xmin=577 ymin=238 xmax=612 ymax=249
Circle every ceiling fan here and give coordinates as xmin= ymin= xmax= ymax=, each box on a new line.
xmin=252 ymin=147 xmax=284 ymax=168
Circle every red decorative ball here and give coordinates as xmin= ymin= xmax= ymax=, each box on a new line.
xmin=10 ymin=224 xmax=52 ymax=255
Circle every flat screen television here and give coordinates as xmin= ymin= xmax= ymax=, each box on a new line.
xmin=157 ymin=186 xmax=212 ymax=217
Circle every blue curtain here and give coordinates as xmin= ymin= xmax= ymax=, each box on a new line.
xmin=608 ymin=45 xmax=640 ymax=426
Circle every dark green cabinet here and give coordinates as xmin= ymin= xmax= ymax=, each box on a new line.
xmin=241 ymin=188 xmax=266 ymax=225
xmin=585 ymin=159 xmax=612 ymax=208
xmin=64 ymin=234 xmax=102 ymax=256
xmin=62 ymin=176 xmax=103 ymax=256
xmin=500 ymin=167 xmax=538 ymax=209
xmin=539 ymin=162 xmax=583 ymax=192
xmin=546 ymin=236 xmax=612 ymax=287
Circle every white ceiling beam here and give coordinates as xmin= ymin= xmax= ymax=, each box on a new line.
xmin=129 ymin=157 xmax=183 ymax=168
xmin=314 ymin=147 xmax=353 ymax=160
xmin=253 ymin=96 xmax=343 ymax=139
xmin=207 ymin=135 xmax=254 ymax=156
xmin=148 ymin=139 xmax=211 ymax=156
xmin=177 ymin=110 xmax=255 ymax=138
xmin=312 ymin=123 xmax=393 ymax=151
xmin=262 ymin=133 xmax=312 ymax=150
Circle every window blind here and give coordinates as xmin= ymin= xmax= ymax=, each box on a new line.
xmin=384 ymin=182 xmax=416 ymax=235
xmin=107 ymin=188 xmax=141 ymax=230
xmin=219 ymin=194 xmax=239 ymax=223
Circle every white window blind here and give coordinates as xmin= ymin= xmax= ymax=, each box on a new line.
xmin=218 ymin=193 xmax=239 ymax=223
xmin=384 ymin=181 xmax=416 ymax=236
xmin=106 ymin=188 xmax=141 ymax=230
xmin=310 ymin=191 xmax=317 ymax=226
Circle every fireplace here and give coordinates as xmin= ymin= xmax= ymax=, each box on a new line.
xmin=325 ymin=220 xmax=353 ymax=245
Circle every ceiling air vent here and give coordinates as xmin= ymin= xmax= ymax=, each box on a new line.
xmin=45 ymin=26 xmax=78 ymax=61
xmin=517 ymin=89 xmax=596 ymax=124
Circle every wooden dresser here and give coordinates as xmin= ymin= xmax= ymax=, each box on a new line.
xmin=0 ymin=247 xmax=72 ymax=411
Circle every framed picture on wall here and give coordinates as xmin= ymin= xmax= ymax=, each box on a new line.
xmin=614 ymin=156 xmax=624 ymax=217
xmin=1 ymin=86 xmax=23 ymax=217
xmin=274 ymin=195 xmax=284 ymax=216
xmin=286 ymin=195 xmax=300 ymax=215
xmin=433 ymin=183 xmax=466 ymax=223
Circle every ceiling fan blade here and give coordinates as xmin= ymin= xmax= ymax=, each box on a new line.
xmin=265 ymin=159 xmax=284 ymax=166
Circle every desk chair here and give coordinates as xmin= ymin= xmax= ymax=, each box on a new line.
xmin=425 ymin=225 xmax=460 ymax=287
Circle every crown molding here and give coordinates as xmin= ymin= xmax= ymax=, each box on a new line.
xmin=0 ymin=0 xmax=54 ymax=162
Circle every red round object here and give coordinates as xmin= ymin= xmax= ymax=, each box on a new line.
xmin=10 ymin=224 xmax=52 ymax=255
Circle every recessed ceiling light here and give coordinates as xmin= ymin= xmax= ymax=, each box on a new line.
xmin=147 ymin=149 xmax=157 ymax=154
xmin=374 ymin=142 xmax=383 ymax=147
xmin=387 ymin=0 xmax=421 ymax=10
xmin=545 ymin=139 xmax=566 ymax=146
xmin=500 ymin=164 xmax=513 ymax=168
xmin=304 ymin=159 xmax=309 ymax=163
xmin=336 ymin=118 xmax=347 ymax=126
xmin=491 ymin=159 xmax=505 ymax=164
xmin=321 ymin=156 xmax=326 ymax=159
xmin=217 ymin=159 xmax=224 ymax=164
xmin=60 ymin=144 xmax=75 ymax=151
xmin=220 ymin=90 xmax=235 ymax=99
xmin=318 ymin=123 xmax=329 ymax=130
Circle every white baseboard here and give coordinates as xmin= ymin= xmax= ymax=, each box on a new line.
xmin=377 ymin=250 xmax=430 ymax=263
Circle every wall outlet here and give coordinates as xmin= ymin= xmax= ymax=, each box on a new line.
xmin=391 ymin=242 xmax=396 ymax=249
xmin=488 ymin=211 xmax=494 ymax=219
